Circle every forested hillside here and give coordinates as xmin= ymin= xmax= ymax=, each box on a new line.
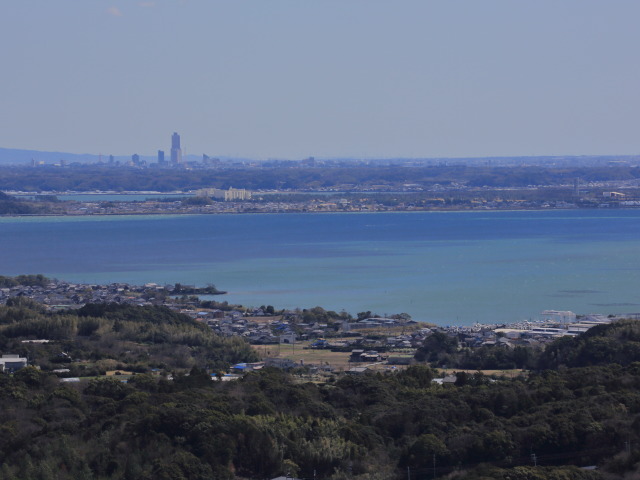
xmin=0 ymin=302 xmax=257 ymax=375
xmin=415 ymin=320 xmax=640 ymax=371
xmin=0 ymin=191 xmax=36 ymax=214
xmin=0 ymin=303 xmax=639 ymax=479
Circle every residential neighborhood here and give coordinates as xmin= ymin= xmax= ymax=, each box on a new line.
xmin=1 ymin=278 xmax=633 ymax=380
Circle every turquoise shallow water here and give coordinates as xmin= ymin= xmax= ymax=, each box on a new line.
xmin=1 ymin=210 xmax=640 ymax=325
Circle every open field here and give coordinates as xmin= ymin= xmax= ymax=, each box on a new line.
xmin=256 ymin=342 xmax=528 ymax=379
xmin=254 ymin=342 xmax=354 ymax=371
xmin=256 ymin=341 xmax=418 ymax=371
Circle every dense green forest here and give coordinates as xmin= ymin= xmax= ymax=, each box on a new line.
xmin=0 ymin=274 xmax=50 ymax=288
xmin=2 ymin=164 xmax=640 ymax=192
xmin=1 ymin=301 xmax=640 ymax=479
xmin=414 ymin=321 xmax=640 ymax=371
xmin=0 ymin=302 xmax=257 ymax=375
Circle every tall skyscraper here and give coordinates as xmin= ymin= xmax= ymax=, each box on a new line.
xmin=158 ymin=150 xmax=165 ymax=164
xmin=170 ymin=132 xmax=182 ymax=164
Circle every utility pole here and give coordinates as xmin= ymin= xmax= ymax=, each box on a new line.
xmin=433 ymin=454 xmax=437 ymax=479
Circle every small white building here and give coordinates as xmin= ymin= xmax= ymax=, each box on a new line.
xmin=279 ymin=333 xmax=297 ymax=344
xmin=0 ymin=354 xmax=28 ymax=373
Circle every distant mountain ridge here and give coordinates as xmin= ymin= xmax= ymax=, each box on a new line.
xmin=0 ymin=147 xmax=109 ymax=165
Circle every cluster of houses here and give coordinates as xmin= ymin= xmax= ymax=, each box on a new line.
xmin=199 ymin=311 xmax=426 ymax=348
xmin=2 ymin=279 xmax=638 ymax=380
xmin=201 ymin=312 xmax=296 ymax=344
xmin=0 ymin=280 xmax=182 ymax=309
xmin=3 ymin=280 xmax=621 ymax=351
xmin=200 ymin=309 xmax=623 ymax=357
xmin=423 ymin=311 xmax=630 ymax=352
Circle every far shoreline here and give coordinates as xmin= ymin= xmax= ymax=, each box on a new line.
xmin=0 ymin=205 xmax=632 ymax=219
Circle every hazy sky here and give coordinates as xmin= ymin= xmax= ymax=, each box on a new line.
xmin=2 ymin=1 xmax=639 ymax=159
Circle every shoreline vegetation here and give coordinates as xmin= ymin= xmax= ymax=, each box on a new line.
xmin=172 ymin=283 xmax=226 ymax=295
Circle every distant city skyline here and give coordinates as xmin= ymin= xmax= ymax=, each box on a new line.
xmin=2 ymin=1 xmax=640 ymax=159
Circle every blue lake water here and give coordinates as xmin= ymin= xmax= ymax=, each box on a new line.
xmin=1 ymin=210 xmax=640 ymax=325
